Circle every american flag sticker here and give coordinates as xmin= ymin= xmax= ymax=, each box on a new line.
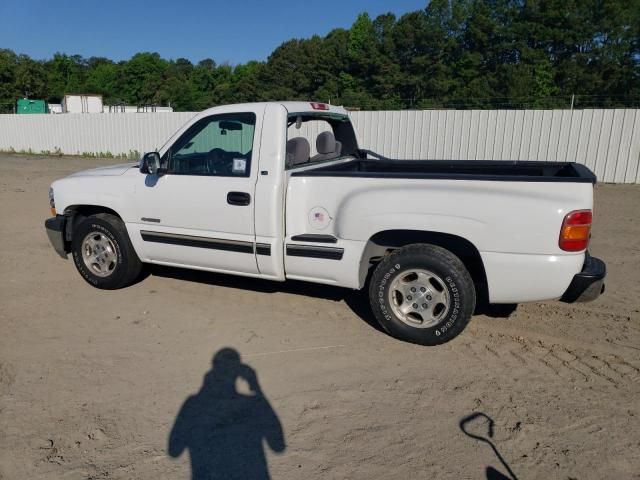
xmin=308 ymin=207 xmax=331 ymax=230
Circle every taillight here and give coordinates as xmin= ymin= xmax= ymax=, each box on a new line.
xmin=559 ymin=210 xmax=592 ymax=251
xmin=310 ymin=102 xmax=329 ymax=110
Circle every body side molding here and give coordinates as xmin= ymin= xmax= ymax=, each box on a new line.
xmin=286 ymin=244 xmax=344 ymax=260
xmin=141 ymin=231 xmax=254 ymax=254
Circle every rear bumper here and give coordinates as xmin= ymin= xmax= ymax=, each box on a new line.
xmin=560 ymin=253 xmax=606 ymax=303
xmin=45 ymin=215 xmax=68 ymax=259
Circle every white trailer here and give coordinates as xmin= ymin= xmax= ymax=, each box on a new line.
xmin=104 ymin=105 xmax=139 ymax=113
xmin=62 ymin=94 xmax=103 ymax=114
xmin=48 ymin=104 xmax=63 ymax=114
xmin=104 ymin=105 xmax=174 ymax=113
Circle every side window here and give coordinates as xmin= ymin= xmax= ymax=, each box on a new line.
xmin=166 ymin=112 xmax=256 ymax=177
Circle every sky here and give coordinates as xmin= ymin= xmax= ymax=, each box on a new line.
xmin=0 ymin=0 xmax=427 ymax=65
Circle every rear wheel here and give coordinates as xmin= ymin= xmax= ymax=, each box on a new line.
xmin=369 ymin=243 xmax=475 ymax=345
xmin=71 ymin=213 xmax=142 ymax=289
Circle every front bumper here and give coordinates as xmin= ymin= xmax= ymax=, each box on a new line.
xmin=560 ymin=253 xmax=606 ymax=303
xmin=45 ymin=215 xmax=68 ymax=259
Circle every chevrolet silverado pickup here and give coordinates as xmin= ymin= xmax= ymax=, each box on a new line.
xmin=45 ymin=102 xmax=606 ymax=345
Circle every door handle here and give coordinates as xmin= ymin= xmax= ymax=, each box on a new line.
xmin=227 ymin=191 xmax=251 ymax=206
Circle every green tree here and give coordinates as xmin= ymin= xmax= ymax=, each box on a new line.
xmin=0 ymin=49 xmax=19 ymax=109
xmin=15 ymin=55 xmax=48 ymax=99
xmin=45 ymin=53 xmax=86 ymax=101
xmin=84 ymin=58 xmax=120 ymax=102
xmin=120 ymin=52 xmax=168 ymax=105
xmin=0 ymin=2 xmax=638 ymax=111
xmin=190 ymin=59 xmax=218 ymax=109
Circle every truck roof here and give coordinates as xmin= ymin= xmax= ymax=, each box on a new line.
xmin=199 ymin=101 xmax=348 ymax=117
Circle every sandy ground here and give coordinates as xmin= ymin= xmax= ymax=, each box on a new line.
xmin=0 ymin=154 xmax=639 ymax=480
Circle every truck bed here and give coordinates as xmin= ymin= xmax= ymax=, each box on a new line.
xmin=292 ymin=159 xmax=597 ymax=183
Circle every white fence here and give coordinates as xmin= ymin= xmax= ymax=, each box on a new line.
xmin=353 ymin=109 xmax=640 ymax=184
xmin=0 ymin=108 xmax=639 ymax=183
xmin=0 ymin=112 xmax=195 ymax=158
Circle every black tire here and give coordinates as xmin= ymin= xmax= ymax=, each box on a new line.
xmin=369 ymin=243 xmax=476 ymax=346
xmin=71 ymin=213 xmax=142 ymax=290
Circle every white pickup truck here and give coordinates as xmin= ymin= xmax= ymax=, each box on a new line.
xmin=45 ymin=102 xmax=606 ymax=345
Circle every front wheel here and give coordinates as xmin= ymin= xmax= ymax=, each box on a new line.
xmin=71 ymin=213 xmax=142 ymax=290
xmin=369 ymin=243 xmax=476 ymax=345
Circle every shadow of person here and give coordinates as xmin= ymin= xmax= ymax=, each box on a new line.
xmin=169 ymin=348 xmax=285 ymax=480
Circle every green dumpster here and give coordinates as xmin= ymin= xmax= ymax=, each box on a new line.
xmin=16 ymin=98 xmax=48 ymax=114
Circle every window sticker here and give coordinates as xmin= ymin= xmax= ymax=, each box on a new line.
xmin=232 ymin=158 xmax=247 ymax=174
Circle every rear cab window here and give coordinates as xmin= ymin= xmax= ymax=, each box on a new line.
xmin=285 ymin=112 xmax=359 ymax=170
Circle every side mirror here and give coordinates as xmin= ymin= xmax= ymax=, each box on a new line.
xmin=140 ymin=151 xmax=161 ymax=175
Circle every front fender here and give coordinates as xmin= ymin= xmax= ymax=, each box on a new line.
xmin=52 ymin=176 xmax=133 ymax=222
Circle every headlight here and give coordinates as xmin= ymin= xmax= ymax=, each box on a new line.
xmin=49 ymin=187 xmax=55 ymax=215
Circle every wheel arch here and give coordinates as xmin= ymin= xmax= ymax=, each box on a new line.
xmin=62 ymin=205 xmax=124 ymax=242
xmin=64 ymin=204 xmax=143 ymax=289
xmin=359 ymin=229 xmax=488 ymax=303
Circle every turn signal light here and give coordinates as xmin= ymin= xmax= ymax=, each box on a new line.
xmin=559 ymin=210 xmax=592 ymax=251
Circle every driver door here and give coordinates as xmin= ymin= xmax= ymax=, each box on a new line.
xmin=131 ymin=111 xmax=261 ymax=275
